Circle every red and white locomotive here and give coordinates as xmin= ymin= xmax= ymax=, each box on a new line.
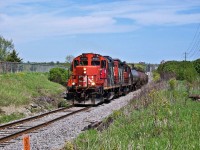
xmin=66 ymin=53 xmax=148 ymax=105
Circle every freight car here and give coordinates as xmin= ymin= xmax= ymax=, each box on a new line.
xmin=66 ymin=53 xmax=148 ymax=105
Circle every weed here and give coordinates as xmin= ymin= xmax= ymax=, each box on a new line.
xmin=58 ymin=100 xmax=68 ymax=108
xmin=65 ymin=141 xmax=74 ymax=150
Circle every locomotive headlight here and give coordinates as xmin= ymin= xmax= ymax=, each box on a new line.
xmin=84 ymin=71 xmax=86 ymax=74
xmin=83 ymin=68 xmax=86 ymax=71
xmin=91 ymin=82 xmax=95 ymax=86
xmin=72 ymin=82 xmax=75 ymax=85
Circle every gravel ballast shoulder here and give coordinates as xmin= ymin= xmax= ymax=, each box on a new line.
xmin=2 ymin=89 xmax=141 ymax=150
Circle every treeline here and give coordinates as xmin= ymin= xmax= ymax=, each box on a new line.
xmin=157 ymin=59 xmax=200 ymax=82
xmin=128 ymin=63 xmax=146 ymax=72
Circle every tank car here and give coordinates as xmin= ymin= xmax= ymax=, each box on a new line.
xmin=131 ymin=68 xmax=148 ymax=89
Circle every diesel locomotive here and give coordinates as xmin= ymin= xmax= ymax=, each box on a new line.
xmin=66 ymin=53 xmax=148 ymax=105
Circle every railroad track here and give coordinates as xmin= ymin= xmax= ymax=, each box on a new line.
xmin=0 ymin=106 xmax=90 ymax=147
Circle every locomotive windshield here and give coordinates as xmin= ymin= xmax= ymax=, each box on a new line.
xmin=80 ymin=57 xmax=88 ymax=66
xmin=80 ymin=61 xmax=88 ymax=66
xmin=91 ymin=57 xmax=100 ymax=66
xmin=91 ymin=61 xmax=100 ymax=66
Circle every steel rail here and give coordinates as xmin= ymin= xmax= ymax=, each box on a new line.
xmin=0 ymin=106 xmax=90 ymax=144
xmin=0 ymin=105 xmax=74 ymax=130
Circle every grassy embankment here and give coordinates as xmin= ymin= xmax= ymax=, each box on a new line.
xmin=0 ymin=72 xmax=66 ymax=124
xmin=72 ymin=80 xmax=200 ymax=150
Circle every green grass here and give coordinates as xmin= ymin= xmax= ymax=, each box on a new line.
xmin=74 ymin=81 xmax=200 ymax=150
xmin=0 ymin=72 xmax=65 ymax=106
xmin=0 ymin=113 xmax=25 ymax=124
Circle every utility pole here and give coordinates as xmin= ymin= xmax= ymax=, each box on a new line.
xmin=184 ymin=52 xmax=188 ymax=61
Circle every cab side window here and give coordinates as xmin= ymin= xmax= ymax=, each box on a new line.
xmin=101 ymin=60 xmax=106 ymax=68
xmin=74 ymin=60 xmax=79 ymax=68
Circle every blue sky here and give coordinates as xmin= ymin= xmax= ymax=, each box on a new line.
xmin=0 ymin=0 xmax=200 ymax=63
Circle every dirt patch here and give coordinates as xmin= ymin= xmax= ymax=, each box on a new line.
xmin=0 ymin=105 xmax=30 ymax=116
xmin=1 ymin=92 xmax=66 ymax=117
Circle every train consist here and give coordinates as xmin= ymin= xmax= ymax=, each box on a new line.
xmin=66 ymin=53 xmax=148 ymax=105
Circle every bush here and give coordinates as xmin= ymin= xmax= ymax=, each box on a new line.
xmin=152 ymin=71 xmax=160 ymax=82
xmin=168 ymin=78 xmax=177 ymax=90
xmin=157 ymin=61 xmax=198 ymax=82
xmin=58 ymin=100 xmax=68 ymax=107
xmin=193 ymin=58 xmax=200 ymax=75
xmin=49 ymin=68 xmax=68 ymax=85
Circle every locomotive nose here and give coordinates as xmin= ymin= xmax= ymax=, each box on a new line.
xmin=75 ymin=66 xmax=99 ymax=87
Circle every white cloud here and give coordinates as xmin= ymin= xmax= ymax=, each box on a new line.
xmin=83 ymin=1 xmax=200 ymax=25
xmin=0 ymin=0 xmax=200 ymax=42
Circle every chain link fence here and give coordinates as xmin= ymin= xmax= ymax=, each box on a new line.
xmin=0 ymin=61 xmax=67 ymax=73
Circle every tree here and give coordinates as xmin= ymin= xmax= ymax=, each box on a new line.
xmin=0 ymin=36 xmax=14 ymax=61
xmin=6 ymin=50 xmax=22 ymax=62
xmin=66 ymin=55 xmax=74 ymax=63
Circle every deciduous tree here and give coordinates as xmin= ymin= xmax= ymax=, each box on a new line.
xmin=0 ymin=36 xmax=14 ymax=61
xmin=66 ymin=55 xmax=74 ymax=63
xmin=0 ymin=36 xmax=22 ymax=62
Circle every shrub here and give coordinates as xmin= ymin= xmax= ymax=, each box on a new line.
xmin=49 ymin=68 xmax=68 ymax=85
xmin=152 ymin=71 xmax=160 ymax=82
xmin=193 ymin=58 xmax=200 ymax=75
xmin=176 ymin=61 xmax=198 ymax=82
xmin=157 ymin=61 xmax=198 ymax=82
xmin=168 ymin=78 xmax=177 ymax=90
xmin=58 ymin=99 xmax=68 ymax=107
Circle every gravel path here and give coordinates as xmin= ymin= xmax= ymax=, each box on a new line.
xmin=2 ymin=89 xmax=141 ymax=150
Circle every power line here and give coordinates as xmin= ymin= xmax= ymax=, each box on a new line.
xmin=187 ymin=23 xmax=200 ymax=55
xmin=185 ymin=23 xmax=200 ymax=61
xmin=191 ymin=48 xmax=200 ymax=60
xmin=189 ymin=38 xmax=200 ymax=59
